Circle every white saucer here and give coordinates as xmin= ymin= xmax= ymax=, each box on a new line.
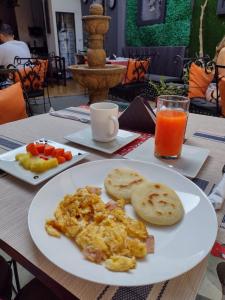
xmin=65 ymin=127 xmax=140 ymax=154
xmin=124 ymin=138 xmax=209 ymax=178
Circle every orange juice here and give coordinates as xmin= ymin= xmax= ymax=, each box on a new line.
xmin=155 ymin=110 xmax=187 ymax=158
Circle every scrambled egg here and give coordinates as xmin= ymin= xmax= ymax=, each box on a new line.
xmin=45 ymin=186 xmax=152 ymax=272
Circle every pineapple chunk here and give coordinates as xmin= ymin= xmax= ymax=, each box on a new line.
xmin=46 ymin=158 xmax=58 ymax=170
xmin=19 ymin=155 xmax=32 ymax=170
xmin=30 ymin=158 xmax=47 ymax=173
xmin=30 ymin=158 xmax=58 ymax=173
xmin=16 ymin=151 xmax=59 ymax=173
xmin=15 ymin=153 xmax=31 ymax=162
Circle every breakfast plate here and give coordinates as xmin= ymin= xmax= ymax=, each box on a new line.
xmin=0 ymin=139 xmax=88 ymax=185
xmin=65 ymin=128 xmax=140 ymax=154
xmin=124 ymin=138 xmax=209 ymax=178
xmin=28 ymin=159 xmax=217 ymax=286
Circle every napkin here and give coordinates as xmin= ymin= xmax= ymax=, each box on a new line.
xmin=49 ymin=107 xmax=90 ymax=123
xmin=208 ymin=174 xmax=225 ymax=210
xmin=119 ymin=96 xmax=156 ymax=133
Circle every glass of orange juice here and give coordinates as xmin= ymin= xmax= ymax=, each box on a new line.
xmin=154 ymin=95 xmax=190 ymax=159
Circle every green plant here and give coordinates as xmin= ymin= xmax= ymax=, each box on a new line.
xmin=189 ymin=0 xmax=225 ymax=58
xmin=126 ymin=0 xmax=192 ymax=47
xmin=148 ymin=79 xmax=187 ymax=98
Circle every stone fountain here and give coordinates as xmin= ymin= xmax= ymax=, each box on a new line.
xmin=69 ymin=3 xmax=126 ymax=104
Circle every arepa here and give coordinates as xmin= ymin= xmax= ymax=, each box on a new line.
xmin=131 ymin=181 xmax=184 ymax=226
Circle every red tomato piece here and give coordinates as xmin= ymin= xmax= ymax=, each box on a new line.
xmin=56 ymin=156 xmax=66 ymax=164
xmin=36 ymin=144 xmax=45 ymax=154
xmin=26 ymin=143 xmax=39 ymax=156
xmin=52 ymin=148 xmax=64 ymax=157
xmin=63 ymin=151 xmax=73 ymax=161
xmin=44 ymin=145 xmax=55 ymax=156
xmin=26 ymin=143 xmax=34 ymax=152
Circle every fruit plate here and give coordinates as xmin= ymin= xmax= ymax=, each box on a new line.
xmin=0 ymin=138 xmax=88 ymax=185
xmin=28 ymin=159 xmax=217 ymax=286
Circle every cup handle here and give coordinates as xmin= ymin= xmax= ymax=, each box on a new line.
xmin=109 ymin=116 xmax=119 ymax=137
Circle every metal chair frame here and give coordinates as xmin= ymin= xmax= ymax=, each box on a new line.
xmin=48 ymin=53 xmax=66 ymax=87
xmin=9 ymin=57 xmax=52 ymax=114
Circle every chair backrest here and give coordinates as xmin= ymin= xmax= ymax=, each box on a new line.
xmin=187 ymin=60 xmax=214 ymax=99
xmin=0 ymin=82 xmax=28 ymax=124
xmin=187 ymin=58 xmax=225 ymax=116
xmin=123 ymin=58 xmax=150 ymax=84
xmin=12 ymin=57 xmax=48 ymax=93
xmin=123 ymin=46 xmax=186 ymax=77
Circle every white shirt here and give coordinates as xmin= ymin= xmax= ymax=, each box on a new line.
xmin=0 ymin=40 xmax=31 ymax=67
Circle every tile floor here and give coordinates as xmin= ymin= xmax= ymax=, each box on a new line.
xmin=47 ymin=79 xmax=86 ymax=98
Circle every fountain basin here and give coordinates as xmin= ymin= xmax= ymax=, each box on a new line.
xmin=69 ymin=64 xmax=126 ymax=103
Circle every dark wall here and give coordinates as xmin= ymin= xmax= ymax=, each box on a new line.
xmin=104 ymin=4 xmax=118 ymax=56
xmin=80 ymin=1 xmax=125 ymax=56
xmin=0 ymin=0 xmax=18 ymax=38
xmin=81 ymin=0 xmax=225 ymax=59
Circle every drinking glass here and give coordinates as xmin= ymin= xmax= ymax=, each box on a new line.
xmin=154 ymin=95 xmax=190 ymax=159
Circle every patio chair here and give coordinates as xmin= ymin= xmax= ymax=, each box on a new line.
xmin=123 ymin=46 xmax=186 ymax=83
xmin=48 ymin=53 xmax=66 ymax=86
xmin=217 ymin=262 xmax=225 ymax=300
xmin=10 ymin=57 xmax=52 ymax=114
xmin=109 ymin=58 xmax=150 ymax=102
xmin=0 ymin=255 xmax=61 ymax=300
xmin=14 ymin=278 xmax=61 ymax=300
xmin=0 ymin=255 xmax=12 ymax=300
xmin=187 ymin=58 xmax=223 ymax=117
xmin=0 ymin=82 xmax=28 ymax=124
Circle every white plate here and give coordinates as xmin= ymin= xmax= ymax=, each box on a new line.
xmin=65 ymin=127 xmax=140 ymax=154
xmin=0 ymin=139 xmax=88 ymax=185
xmin=28 ymin=159 xmax=217 ymax=286
xmin=124 ymin=138 xmax=209 ymax=178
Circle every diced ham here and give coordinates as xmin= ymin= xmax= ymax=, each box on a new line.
xmin=146 ymin=235 xmax=155 ymax=253
xmin=105 ymin=200 xmax=118 ymax=210
xmin=83 ymin=246 xmax=104 ymax=263
xmin=85 ymin=186 xmax=102 ymax=195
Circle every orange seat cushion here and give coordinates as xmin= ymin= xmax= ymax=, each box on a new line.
xmin=188 ymin=63 xmax=214 ymax=99
xmin=218 ymin=77 xmax=225 ymax=116
xmin=0 ymin=82 xmax=28 ymax=125
xmin=123 ymin=59 xmax=150 ymax=84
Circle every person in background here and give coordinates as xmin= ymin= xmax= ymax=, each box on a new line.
xmin=0 ymin=23 xmax=31 ymax=68
xmin=214 ymin=35 xmax=225 ymax=76
xmin=205 ymin=35 xmax=225 ymax=102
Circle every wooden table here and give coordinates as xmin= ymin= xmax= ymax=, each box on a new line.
xmin=0 ymin=112 xmax=224 ymax=300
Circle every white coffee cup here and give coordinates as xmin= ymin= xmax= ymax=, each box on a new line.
xmin=90 ymin=102 xmax=119 ymax=142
